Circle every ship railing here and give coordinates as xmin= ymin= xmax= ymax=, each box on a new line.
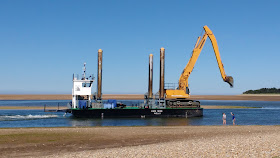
xmin=73 ymin=74 xmax=94 ymax=80
xmin=44 ymin=102 xmax=69 ymax=112
xmin=103 ymin=100 xmax=145 ymax=109
xmin=165 ymin=83 xmax=178 ymax=90
xmin=75 ymin=100 xmax=91 ymax=109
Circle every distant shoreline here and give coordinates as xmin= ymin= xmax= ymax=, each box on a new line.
xmin=1 ymin=94 xmax=280 ymax=101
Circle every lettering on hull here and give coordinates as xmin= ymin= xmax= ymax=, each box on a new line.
xmin=151 ymin=110 xmax=163 ymax=115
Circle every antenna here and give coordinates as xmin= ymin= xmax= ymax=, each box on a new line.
xmin=83 ymin=62 xmax=86 ymax=80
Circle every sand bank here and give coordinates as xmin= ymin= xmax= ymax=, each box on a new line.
xmin=0 ymin=105 xmax=255 ymax=110
xmin=191 ymin=94 xmax=280 ymax=101
xmin=1 ymin=94 xmax=280 ymax=101
xmin=0 ymin=94 xmax=143 ymax=100
xmin=0 ymin=106 xmax=67 ymax=110
xmin=0 ymin=126 xmax=279 ymax=157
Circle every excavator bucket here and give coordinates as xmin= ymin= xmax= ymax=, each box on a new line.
xmin=225 ymin=76 xmax=234 ymax=88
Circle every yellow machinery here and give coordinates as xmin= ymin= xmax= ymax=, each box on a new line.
xmin=165 ymin=25 xmax=233 ymax=106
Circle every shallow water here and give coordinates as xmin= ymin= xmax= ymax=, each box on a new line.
xmin=0 ymin=100 xmax=279 ymax=127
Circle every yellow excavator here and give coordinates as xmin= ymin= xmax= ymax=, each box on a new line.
xmin=165 ymin=25 xmax=233 ymax=107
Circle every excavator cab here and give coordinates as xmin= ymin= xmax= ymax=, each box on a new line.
xmin=186 ymin=87 xmax=190 ymax=94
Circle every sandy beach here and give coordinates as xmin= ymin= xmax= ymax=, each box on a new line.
xmin=0 ymin=126 xmax=279 ymax=158
xmin=1 ymin=94 xmax=280 ymax=101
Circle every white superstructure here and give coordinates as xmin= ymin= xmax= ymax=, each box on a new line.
xmin=72 ymin=63 xmax=94 ymax=109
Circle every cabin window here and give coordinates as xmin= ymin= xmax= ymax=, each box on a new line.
xmin=82 ymin=83 xmax=91 ymax=87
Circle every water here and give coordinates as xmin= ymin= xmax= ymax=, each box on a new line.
xmin=0 ymin=100 xmax=279 ymax=128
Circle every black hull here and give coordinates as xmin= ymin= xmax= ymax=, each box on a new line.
xmin=70 ymin=108 xmax=203 ymax=118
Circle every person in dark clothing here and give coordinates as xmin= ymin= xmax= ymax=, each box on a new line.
xmin=231 ymin=112 xmax=236 ymax=125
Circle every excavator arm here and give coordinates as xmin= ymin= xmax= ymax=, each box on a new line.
xmin=165 ymin=25 xmax=233 ymax=99
xmin=203 ymin=26 xmax=233 ymax=87
xmin=179 ymin=25 xmax=233 ymax=92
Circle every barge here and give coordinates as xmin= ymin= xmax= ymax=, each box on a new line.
xmin=67 ymin=49 xmax=203 ymax=118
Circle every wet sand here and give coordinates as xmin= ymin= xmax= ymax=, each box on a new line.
xmin=1 ymin=94 xmax=280 ymax=101
xmin=0 ymin=126 xmax=279 ymax=157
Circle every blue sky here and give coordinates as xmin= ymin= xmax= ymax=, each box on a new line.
xmin=0 ymin=0 xmax=279 ymax=95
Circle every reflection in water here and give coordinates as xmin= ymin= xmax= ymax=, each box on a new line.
xmin=69 ymin=117 xmax=190 ymax=127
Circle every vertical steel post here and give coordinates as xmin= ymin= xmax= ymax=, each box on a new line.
xmin=159 ymin=47 xmax=165 ymax=99
xmin=148 ymin=54 xmax=153 ymax=99
xmin=97 ymin=49 xmax=103 ymax=100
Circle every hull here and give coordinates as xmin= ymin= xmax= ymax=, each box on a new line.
xmin=70 ymin=108 xmax=203 ymax=118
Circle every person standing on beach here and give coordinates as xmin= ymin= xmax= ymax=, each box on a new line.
xmin=231 ymin=112 xmax=236 ymax=125
xmin=222 ymin=113 xmax=226 ymax=125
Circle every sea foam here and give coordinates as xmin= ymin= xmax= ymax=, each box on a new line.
xmin=0 ymin=114 xmax=58 ymax=121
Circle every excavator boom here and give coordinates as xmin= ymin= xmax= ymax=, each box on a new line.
xmin=165 ymin=25 xmax=233 ymax=101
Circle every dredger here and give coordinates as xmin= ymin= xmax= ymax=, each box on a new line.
xmin=67 ymin=26 xmax=233 ymax=118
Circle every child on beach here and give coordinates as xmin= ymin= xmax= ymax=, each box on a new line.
xmin=222 ymin=113 xmax=226 ymax=125
xmin=231 ymin=112 xmax=236 ymax=125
